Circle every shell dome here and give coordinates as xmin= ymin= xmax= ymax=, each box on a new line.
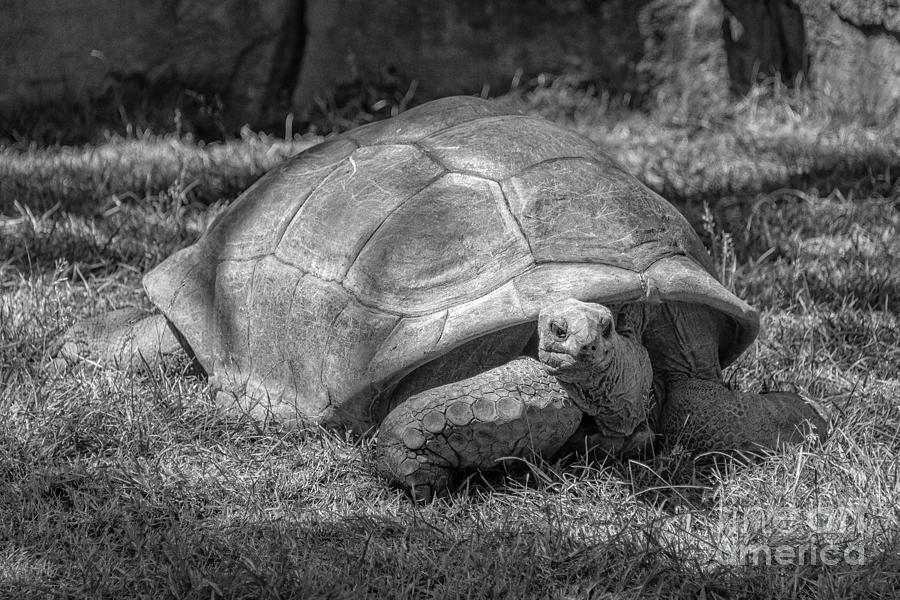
xmin=143 ymin=97 xmax=758 ymax=430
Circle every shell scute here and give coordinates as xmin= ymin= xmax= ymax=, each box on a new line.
xmin=202 ymin=138 xmax=357 ymax=261
xmin=422 ymin=115 xmax=620 ymax=181
xmin=274 ymin=144 xmax=444 ymax=280
xmin=345 ymin=173 xmax=532 ymax=314
xmin=502 ymin=157 xmax=710 ymax=272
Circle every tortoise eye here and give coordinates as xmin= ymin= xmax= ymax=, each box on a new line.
xmin=549 ymin=321 xmax=568 ymax=339
xmin=600 ymin=319 xmax=612 ymax=338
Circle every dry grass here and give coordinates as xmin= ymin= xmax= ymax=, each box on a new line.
xmin=1 ymin=83 xmax=899 ymax=598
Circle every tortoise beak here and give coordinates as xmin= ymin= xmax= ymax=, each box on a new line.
xmin=538 ymin=347 xmax=577 ymax=374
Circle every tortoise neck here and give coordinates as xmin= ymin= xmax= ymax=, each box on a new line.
xmin=559 ymin=333 xmax=653 ymax=438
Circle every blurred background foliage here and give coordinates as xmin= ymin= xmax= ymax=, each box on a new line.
xmin=1 ymin=0 xmax=898 ymax=146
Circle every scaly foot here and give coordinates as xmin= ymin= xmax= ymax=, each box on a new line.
xmin=662 ymin=378 xmax=828 ymax=452
xmin=375 ymin=356 xmax=583 ymax=499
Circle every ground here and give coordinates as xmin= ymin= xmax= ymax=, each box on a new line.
xmin=1 ymin=80 xmax=899 ymax=598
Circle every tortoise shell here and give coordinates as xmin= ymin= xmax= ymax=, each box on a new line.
xmin=143 ymin=96 xmax=758 ymax=430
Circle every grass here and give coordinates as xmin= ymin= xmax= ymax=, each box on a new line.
xmin=1 ymin=81 xmax=899 ymax=598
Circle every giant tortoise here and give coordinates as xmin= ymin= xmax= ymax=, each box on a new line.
xmin=60 ymin=96 xmax=826 ymax=499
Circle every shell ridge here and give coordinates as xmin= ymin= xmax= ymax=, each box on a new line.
xmin=273 ymin=160 xmax=349 ymax=252
xmin=284 ymin=272 xmax=309 ymax=407
xmin=434 ymin=309 xmax=450 ymax=348
xmin=410 ymin=141 xmax=452 ymax=172
xmin=639 ymin=271 xmax=654 ymax=302
xmin=342 ymin=168 xmax=449 ymax=279
xmin=375 ymin=316 xmax=407 ymax=363
xmin=369 ymin=309 xmax=449 ymax=387
xmin=500 ymin=155 xmax=610 ymax=182
xmin=160 ymin=254 xmax=200 ymax=318
xmin=215 ymin=253 xmax=268 ymax=265
xmin=413 ymin=139 xmax=533 ymax=182
xmin=266 ymin=253 xmax=406 ymax=317
xmin=320 ymin=299 xmax=352 ymax=398
xmin=532 ymin=258 xmax=644 ymax=270
xmin=146 ymin=245 xmax=215 ymax=367
xmin=493 ymin=179 xmax=535 ymax=259
xmin=639 ymin=250 xmax=714 ymax=280
xmin=245 ymin=259 xmax=263 ymax=365
xmin=420 ymin=114 xmax=541 ymax=144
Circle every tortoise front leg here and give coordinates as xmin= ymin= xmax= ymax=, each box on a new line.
xmin=375 ymin=357 xmax=583 ymax=502
xmin=661 ymin=378 xmax=828 ymax=452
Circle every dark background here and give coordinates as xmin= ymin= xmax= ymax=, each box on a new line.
xmin=2 ymin=0 xmax=898 ymax=144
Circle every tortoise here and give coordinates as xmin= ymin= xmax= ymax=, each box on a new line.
xmin=59 ymin=96 xmax=827 ymax=499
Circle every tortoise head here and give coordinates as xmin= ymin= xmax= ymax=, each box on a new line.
xmin=537 ymin=299 xmax=616 ymax=382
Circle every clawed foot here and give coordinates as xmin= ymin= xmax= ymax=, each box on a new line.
xmin=759 ymin=390 xmax=829 ymax=444
xmin=375 ymin=357 xmax=583 ymax=501
xmin=662 ymin=379 xmax=828 ymax=453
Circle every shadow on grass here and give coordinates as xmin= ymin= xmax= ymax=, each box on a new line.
xmin=1 ymin=364 xmax=897 ymax=598
xmin=661 ymin=144 xmax=898 ymax=210
xmin=3 ymin=491 xmax=897 ymax=598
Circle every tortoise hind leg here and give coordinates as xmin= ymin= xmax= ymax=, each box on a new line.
xmin=661 ymin=378 xmax=828 ymax=452
xmin=55 ymin=307 xmax=185 ymax=371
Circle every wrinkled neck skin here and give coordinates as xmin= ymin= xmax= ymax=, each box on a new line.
xmin=556 ymin=332 xmax=653 ymax=438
